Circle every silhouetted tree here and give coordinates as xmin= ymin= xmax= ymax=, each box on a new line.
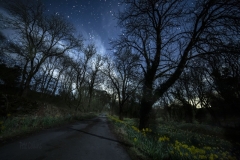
xmin=103 ymin=48 xmax=141 ymax=120
xmin=114 ymin=0 xmax=240 ymax=129
xmin=1 ymin=0 xmax=83 ymax=96
xmin=86 ymin=54 xmax=104 ymax=110
xmin=73 ymin=44 xmax=96 ymax=112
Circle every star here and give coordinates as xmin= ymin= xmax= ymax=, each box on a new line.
xmin=21 ymin=0 xmax=121 ymax=53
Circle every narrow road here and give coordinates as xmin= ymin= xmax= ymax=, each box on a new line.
xmin=0 ymin=116 xmax=131 ymax=160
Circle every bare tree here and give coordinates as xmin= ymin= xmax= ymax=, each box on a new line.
xmin=30 ymin=56 xmax=67 ymax=96
xmin=58 ymin=55 xmax=78 ymax=108
xmin=50 ymin=56 xmax=68 ymax=96
xmin=103 ymin=48 xmax=141 ymax=120
xmin=1 ymin=0 xmax=83 ymax=96
xmin=113 ymin=0 xmax=240 ymax=129
xmin=71 ymin=44 xmax=96 ymax=112
xmin=86 ymin=54 xmax=104 ymax=110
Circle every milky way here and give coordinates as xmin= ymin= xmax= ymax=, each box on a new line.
xmin=41 ymin=0 xmax=123 ymax=54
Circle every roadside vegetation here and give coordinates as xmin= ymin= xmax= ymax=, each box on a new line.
xmin=0 ymin=95 xmax=97 ymax=143
xmin=108 ymin=115 xmax=240 ymax=160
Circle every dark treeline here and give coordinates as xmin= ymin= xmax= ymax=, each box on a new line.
xmin=0 ymin=0 xmax=240 ymax=130
xmin=0 ymin=0 xmax=110 ymax=116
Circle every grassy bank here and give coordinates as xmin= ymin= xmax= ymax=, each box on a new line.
xmin=108 ymin=115 xmax=240 ymax=160
xmin=0 ymin=104 xmax=97 ymax=143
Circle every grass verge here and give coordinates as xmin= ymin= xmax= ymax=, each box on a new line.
xmin=107 ymin=115 xmax=150 ymax=160
xmin=0 ymin=104 xmax=97 ymax=144
xmin=108 ymin=115 xmax=240 ymax=160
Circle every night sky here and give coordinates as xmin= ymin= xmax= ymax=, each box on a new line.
xmin=42 ymin=0 xmax=123 ymax=54
xmin=0 ymin=0 xmax=124 ymax=54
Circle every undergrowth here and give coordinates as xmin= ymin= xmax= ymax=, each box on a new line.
xmin=0 ymin=104 xmax=97 ymax=141
xmin=108 ymin=115 xmax=240 ymax=160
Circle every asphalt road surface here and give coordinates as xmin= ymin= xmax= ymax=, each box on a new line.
xmin=0 ymin=116 xmax=131 ymax=160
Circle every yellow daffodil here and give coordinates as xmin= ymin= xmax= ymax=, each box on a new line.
xmin=199 ymin=155 xmax=207 ymax=159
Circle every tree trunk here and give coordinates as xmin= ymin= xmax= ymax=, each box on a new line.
xmin=21 ymin=74 xmax=33 ymax=97
xmin=87 ymin=83 xmax=94 ymax=110
xmin=138 ymin=70 xmax=156 ymax=129
xmin=139 ymin=98 xmax=153 ymax=130
xmin=51 ymin=79 xmax=58 ymax=96
xmin=51 ymin=71 xmax=62 ymax=96
xmin=87 ymin=93 xmax=92 ymax=110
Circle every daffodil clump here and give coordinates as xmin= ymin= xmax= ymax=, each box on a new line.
xmin=169 ymin=140 xmax=238 ymax=160
xmin=109 ymin=116 xmax=169 ymax=159
xmin=158 ymin=135 xmax=170 ymax=142
xmin=108 ymin=115 xmax=240 ymax=160
xmin=108 ymin=115 xmax=125 ymax=124
xmin=133 ymin=137 xmax=137 ymax=142
xmin=131 ymin=125 xmax=140 ymax=132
